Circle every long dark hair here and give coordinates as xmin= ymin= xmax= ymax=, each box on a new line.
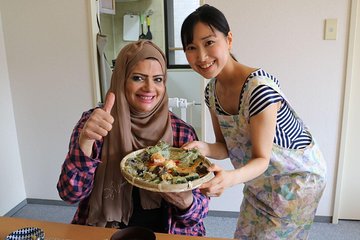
xmin=180 ymin=4 xmax=230 ymax=51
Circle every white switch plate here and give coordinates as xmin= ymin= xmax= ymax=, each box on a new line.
xmin=324 ymin=19 xmax=338 ymax=40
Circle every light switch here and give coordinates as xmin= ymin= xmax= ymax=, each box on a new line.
xmin=324 ymin=19 xmax=338 ymax=40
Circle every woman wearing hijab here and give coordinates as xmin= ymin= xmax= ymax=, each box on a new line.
xmin=57 ymin=40 xmax=209 ymax=236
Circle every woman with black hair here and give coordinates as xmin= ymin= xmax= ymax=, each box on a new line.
xmin=181 ymin=4 xmax=326 ymax=239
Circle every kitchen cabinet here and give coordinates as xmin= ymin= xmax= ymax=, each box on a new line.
xmin=100 ymin=0 xmax=115 ymax=15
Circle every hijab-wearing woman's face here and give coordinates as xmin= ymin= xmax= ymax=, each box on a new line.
xmin=125 ymin=59 xmax=165 ymax=113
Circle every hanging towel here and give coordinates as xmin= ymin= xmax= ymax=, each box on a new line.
xmin=96 ymin=33 xmax=113 ymax=103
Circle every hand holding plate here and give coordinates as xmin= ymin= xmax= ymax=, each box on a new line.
xmin=160 ymin=190 xmax=193 ymax=210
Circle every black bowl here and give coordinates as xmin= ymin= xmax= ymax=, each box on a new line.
xmin=110 ymin=226 xmax=156 ymax=240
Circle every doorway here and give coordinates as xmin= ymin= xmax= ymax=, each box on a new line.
xmin=333 ymin=0 xmax=360 ymax=223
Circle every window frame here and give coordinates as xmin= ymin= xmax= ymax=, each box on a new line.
xmin=164 ymin=0 xmax=192 ymax=69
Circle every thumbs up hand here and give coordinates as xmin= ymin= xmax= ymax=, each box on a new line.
xmin=102 ymin=92 xmax=115 ymax=113
xmin=79 ymin=92 xmax=115 ymax=157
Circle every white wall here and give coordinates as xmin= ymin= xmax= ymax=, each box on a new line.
xmin=0 ymin=10 xmax=26 ymax=215
xmin=205 ymin=0 xmax=350 ymax=216
xmin=0 ymin=0 xmax=94 ymax=208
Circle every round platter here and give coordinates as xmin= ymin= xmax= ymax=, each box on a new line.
xmin=120 ymin=147 xmax=214 ymax=192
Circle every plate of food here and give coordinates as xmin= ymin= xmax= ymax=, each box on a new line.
xmin=120 ymin=141 xmax=214 ymax=192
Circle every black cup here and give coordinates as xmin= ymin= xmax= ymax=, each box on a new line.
xmin=110 ymin=226 xmax=156 ymax=240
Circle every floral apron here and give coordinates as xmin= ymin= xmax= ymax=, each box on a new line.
xmin=207 ymin=76 xmax=327 ymax=239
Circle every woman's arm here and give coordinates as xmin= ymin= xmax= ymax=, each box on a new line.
xmin=56 ymin=110 xmax=103 ymax=203
xmin=200 ymin=102 xmax=279 ymax=197
xmin=235 ymin=101 xmax=278 ymax=182
xmin=167 ymin=113 xmax=209 ymax=235
xmin=161 ymin=191 xmax=194 ymax=210
xmin=167 ymin=189 xmax=209 ymax=236
xmin=182 ymin=109 xmax=228 ymax=159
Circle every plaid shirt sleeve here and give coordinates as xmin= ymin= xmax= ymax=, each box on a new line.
xmin=167 ymin=112 xmax=210 ymax=236
xmin=57 ymin=109 xmax=103 ymax=204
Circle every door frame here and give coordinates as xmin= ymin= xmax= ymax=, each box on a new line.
xmin=88 ymin=0 xmax=102 ymax=106
xmin=333 ymin=0 xmax=360 ymax=224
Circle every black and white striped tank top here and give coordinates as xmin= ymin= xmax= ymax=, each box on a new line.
xmin=205 ymin=69 xmax=312 ymax=149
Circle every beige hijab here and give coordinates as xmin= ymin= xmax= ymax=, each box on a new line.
xmin=87 ymin=40 xmax=173 ymax=226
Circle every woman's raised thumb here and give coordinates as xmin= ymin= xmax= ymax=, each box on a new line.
xmin=103 ymin=92 xmax=115 ymax=113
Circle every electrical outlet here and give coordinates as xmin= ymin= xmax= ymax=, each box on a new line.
xmin=324 ymin=19 xmax=338 ymax=40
